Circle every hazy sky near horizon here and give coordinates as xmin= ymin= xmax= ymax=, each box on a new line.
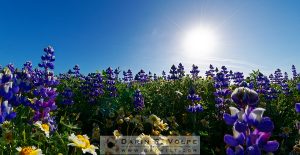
xmin=0 ymin=0 xmax=300 ymax=76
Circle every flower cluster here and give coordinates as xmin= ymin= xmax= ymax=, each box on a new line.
xmin=296 ymin=103 xmax=300 ymax=113
xmin=223 ymin=87 xmax=279 ymax=154
xmin=133 ymin=89 xmax=145 ymax=111
xmin=177 ymin=63 xmax=185 ymax=79
xmin=168 ymin=65 xmax=178 ymax=80
xmin=30 ymin=46 xmax=58 ymax=133
xmin=213 ymin=66 xmax=231 ymax=117
xmin=232 ymin=72 xmax=244 ymax=86
xmin=105 ymin=67 xmax=117 ymax=97
xmin=187 ymin=88 xmax=203 ymax=113
xmin=190 ymin=64 xmax=200 ymax=79
xmin=135 ymin=69 xmax=149 ymax=84
xmin=81 ymin=73 xmax=105 ymax=103
xmin=205 ymin=64 xmax=215 ymax=78
xmin=292 ymin=65 xmax=298 ymax=79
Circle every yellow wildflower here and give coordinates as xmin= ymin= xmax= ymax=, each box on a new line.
xmin=16 ymin=146 xmax=43 ymax=155
xmin=68 ymin=133 xmax=98 ymax=155
xmin=34 ymin=121 xmax=50 ymax=138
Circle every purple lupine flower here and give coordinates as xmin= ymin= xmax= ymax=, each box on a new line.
xmin=187 ymin=104 xmax=203 ymax=113
xmin=148 ymin=71 xmax=153 ymax=81
xmin=127 ymin=69 xmax=133 ymax=82
xmin=233 ymin=72 xmax=244 ymax=85
xmin=72 ymin=65 xmax=80 ymax=76
xmin=30 ymin=46 xmax=58 ymax=133
xmin=223 ymin=87 xmax=279 ymax=154
xmin=0 ymin=67 xmax=20 ymax=121
xmin=7 ymin=63 xmax=15 ymax=73
xmin=269 ymin=74 xmax=274 ymax=83
xmin=231 ymin=87 xmax=259 ymax=108
xmin=169 ymin=65 xmax=178 ymax=80
xmin=205 ymin=64 xmax=215 ymax=78
xmin=190 ymin=64 xmax=200 ymax=79
xmin=0 ymin=100 xmax=16 ymax=123
xmin=61 ymin=87 xmax=74 ymax=105
xmin=133 ymin=89 xmax=144 ymax=111
xmin=187 ymin=88 xmax=203 ymax=113
xmin=123 ymin=71 xmax=128 ymax=82
xmin=273 ymin=69 xmax=283 ymax=85
xmin=91 ymin=73 xmax=104 ymax=100
xmin=255 ymin=72 xmax=277 ymax=100
xmin=296 ymin=103 xmax=300 ymax=113
xmin=213 ymin=67 xmax=231 ymax=115
xmin=114 ymin=67 xmax=120 ymax=80
xmin=281 ymin=82 xmax=290 ymax=95
xmin=256 ymin=72 xmax=269 ymax=95
xmin=177 ymin=63 xmax=185 ymax=79
xmin=284 ymin=72 xmax=288 ymax=81
xmin=297 ymin=83 xmax=300 ymax=91
xmin=292 ymin=65 xmax=297 ymax=79
xmin=136 ymin=69 xmax=148 ymax=84
xmin=162 ymin=71 xmax=166 ymax=80
xmin=106 ymin=67 xmax=117 ymax=97
xmin=228 ymin=70 xmax=234 ymax=80
xmin=153 ymin=73 xmax=158 ymax=81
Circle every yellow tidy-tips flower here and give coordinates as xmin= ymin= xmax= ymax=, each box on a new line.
xmin=34 ymin=121 xmax=50 ymax=138
xmin=68 ymin=133 xmax=98 ymax=155
xmin=113 ymin=130 xmax=122 ymax=139
xmin=16 ymin=146 xmax=43 ymax=155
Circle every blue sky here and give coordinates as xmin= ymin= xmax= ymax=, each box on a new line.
xmin=1 ymin=0 xmax=300 ymax=76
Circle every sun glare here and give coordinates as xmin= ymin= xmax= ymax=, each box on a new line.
xmin=182 ymin=26 xmax=218 ymax=57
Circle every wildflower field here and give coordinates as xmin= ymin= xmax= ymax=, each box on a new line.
xmin=0 ymin=46 xmax=300 ymax=155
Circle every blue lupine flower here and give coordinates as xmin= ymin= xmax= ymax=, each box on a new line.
xmin=205 ymin=64 xmax=215 ymax=77
xmin=133 ymin=89 xmax=144 ymax=111
xmin=61 ymin=88 xmax=74 ymax=105
xmin=273 ymin=69 xmax=283 ymax=84
xmin=0 ymin=100 xmax=16 ymax=123
xmin=72 ymin=65 xmax=80 ymax=76
xmin=123 ymin=71 xmax=128 ymax=82
xmin=284 ymin=72 xmax=288 ymax=81
xmin=177 ymin=63 xmax=185 ymax=79
xmin=233 ymin=72 xmax=244 ymax=85
xmin=169 ymin=65 xmax=178 ymax=80
xmin=114 ymin=67 xmax=120 ymax=80
xmin=281 ymin=82 xmax=289 ymax=95
xmin=29 ymin=46 xmax=58 ymax=132
xmin=187 ymin=88 xmax=201 ymax=103
xmin=136 ymin=69 xmax=148 ymax=84
xmin=213 ymin=68 xmax=231 ymax=113
xmin=269 ymin=74 xmax=274 ymax=83
xmin=153 ymin=73 xmax=158 ymax=81
xmin=297 ymin=83 xmax=300 ymax=91
xmin=148 ymin=71 xmax=153 ymax=80
xmin=187 ymin=104 xmax=203 ymax=113
xmin=223 ymin=87 xmax=279 ymax=154
xmin=190 ymin=64 xmax=200 ymax=79
xmin=106 ymin=67 xmax=117 ymax=97
xmin=187 ymin=88 xmax=203 ymax=113
xmin=296 ymin=103 xmax=300 ymax=113
xmin=292 ymin=65 xmax=297 ymax=79
xmin=231 ymin=87 xmax=259 ymax=108
xmin=162 ymin=71 xmax=166 ymax=80
xmin=127 ymin=69 xmax=133 ymax=82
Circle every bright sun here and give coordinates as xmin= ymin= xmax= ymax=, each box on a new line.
xmin=182 ymin=26 xmax=218 ymax=57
